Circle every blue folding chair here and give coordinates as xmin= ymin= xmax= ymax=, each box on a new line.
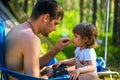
xmin=96 ymin=57 xmax=119 ymax=80
xmin=0 ymin=16 xmax=70 ymax=80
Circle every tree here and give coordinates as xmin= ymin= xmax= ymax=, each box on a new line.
xmin=80 ymin=0 xmax=83 ymax=22
xmin=23 ymin=0 xmax=28 ymax=13
xmin=92 ymin=0 xmax=97 ymax=26
xmin=112 ymin=0 xmax=120 ymax=46
xmin=112 ymin=0 xmax=120 ymax=68
xmin=1 ymin=0 xmax=10 ymax=6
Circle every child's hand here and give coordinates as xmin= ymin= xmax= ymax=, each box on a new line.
xmin=41 ymin=67 xmax=53 ymax=77
xmin=70 ymin=69 xmax=80 ymax=80
xmin=45 ymin=67 xmax=54 ymax=77
xmin=52 ymin=62 xmax=62 ymax=68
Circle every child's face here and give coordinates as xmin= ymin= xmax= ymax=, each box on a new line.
xmin=73 ymin=33 xmax=83 ymax=47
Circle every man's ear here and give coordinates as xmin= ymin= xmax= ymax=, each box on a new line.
xmin=42 ymin=13 xmax=50 ymax=22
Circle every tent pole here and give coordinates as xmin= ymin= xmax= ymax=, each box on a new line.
xmin=104 ymin=0 xmax=110 ymax=64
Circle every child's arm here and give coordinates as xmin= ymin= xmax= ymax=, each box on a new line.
xmin=69 ymin=60 xmax=96 ymax=80
xmin=61 ymin=58 xmax=75 ymax=65
xmin=76 ymin=60 xmax=96 ymax=74
xmin=53 ymin=58 xmax=75 ymax=68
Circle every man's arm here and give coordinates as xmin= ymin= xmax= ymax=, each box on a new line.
xmin=60 ymin=58 xmax=75 ymax=66
xmin=40 ymin=38 xmax=70 ymax=69
xmin=22 ymin=34 xmax=51 ymax=79
xmin=22 ymin=34 xmax=40 ymax=78
xmin=52 ymin=58 xmax=75 ymax=68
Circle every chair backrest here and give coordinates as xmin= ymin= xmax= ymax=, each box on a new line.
xmin=0 ymin=16 xmax=5 ymax=67
xmin=0 ymin=16 xmax=8 ymax=80
xmin=96 ymin=57 xmax=107 ymax=72
xmin=46 ymin=58 xmax=58 ymax=66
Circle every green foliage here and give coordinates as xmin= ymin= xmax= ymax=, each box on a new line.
xmin=62 ymin=43 xmax=76 ymax=58
xmin=37 ymin=34 xmax=68 ymax=60
xmin=49 ymin=10 xmax=80 ymax=42
xmin=55 ymin=52 xmax=67 ymax=61
xmin=49 ymin=9 xmax=119 ymax=74
xmin=49 ymin=10 xmax=80 ymax=60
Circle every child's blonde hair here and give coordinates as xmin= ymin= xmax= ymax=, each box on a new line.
xmin=73 ymin=23 xmax=98 ymax=48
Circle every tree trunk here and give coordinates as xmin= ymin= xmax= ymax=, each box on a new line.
xmin=23 ymin=0 xmax=28 ymax=13
xmin=1 ymin=0 xmax=10 ymax=6
xmin=100 ymin=0 xmax=106 ymax=21
xmin=92 ymin=0 xmax=97 ymax=26
xmin=80 ymin=0 xmax=83 ymax=22
xmin=64 ymin=0 xmax=67 ymax=10
xmin=112 ymin=0 xmax=120 ymax=45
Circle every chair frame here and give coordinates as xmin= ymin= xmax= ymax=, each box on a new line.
xmin=97 ymin=57 xmax=119 ymax=80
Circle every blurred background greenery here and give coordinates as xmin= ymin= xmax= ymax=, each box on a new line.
xmin=1 ymin=0 xmax=120 ymax=74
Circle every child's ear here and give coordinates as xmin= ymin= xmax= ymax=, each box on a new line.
xmin=83 ymin=37 xmax=88 ymax=43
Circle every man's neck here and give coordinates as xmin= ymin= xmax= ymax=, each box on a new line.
xmin=26 ymin=21 xmax=35 ymax=34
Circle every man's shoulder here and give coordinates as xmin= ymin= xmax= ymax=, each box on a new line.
xmin=20 ymin=31 xmax=36 ymax=39
xmin=20 ymin=31 xmax=40 ymax=44
xmin=6 ymin=24 xmax=40 ymax=44
xmin=15 ymin=25 xmax=39 ymax=41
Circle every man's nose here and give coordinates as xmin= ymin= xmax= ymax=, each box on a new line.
xmin=52 ymin=26 xmax=56 ymax=31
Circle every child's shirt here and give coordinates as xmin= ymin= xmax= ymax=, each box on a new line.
xmin=75 ymin=47 xmax=97 ymax=73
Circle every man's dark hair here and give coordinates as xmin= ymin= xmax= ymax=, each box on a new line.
xmin=30 ymin=0 xmax=63 ymax=20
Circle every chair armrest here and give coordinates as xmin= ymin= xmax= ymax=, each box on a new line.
xmin=0 ymin=66 xmax=44 ymax=80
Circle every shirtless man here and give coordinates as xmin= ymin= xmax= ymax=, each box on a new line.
xmin=4 ymin=0 xmax=70 ymax=80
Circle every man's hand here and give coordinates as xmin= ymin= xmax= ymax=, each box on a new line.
xmin=54 ymin=38 xmax=70 ymax=52
xmin=52 ymin=62 xmax=62 ymax=68
xmin=45 ymin=67 xmax=54 ymax=78
xmin=41 ymin=67 xmax=54 ymax=78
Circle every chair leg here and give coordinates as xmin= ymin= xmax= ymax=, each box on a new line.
xmin=110 ymin=74 xmax=112 ymax=80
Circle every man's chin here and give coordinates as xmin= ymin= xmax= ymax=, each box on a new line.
xmin=43 ymin=34 xmax=49 ymax=37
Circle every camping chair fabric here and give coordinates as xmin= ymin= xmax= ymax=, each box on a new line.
xmin=0 ymin=17 xmax=70 ymax=80
xmin=96 ymin=57 xmax=107 ymax=72
xmin=46 ymin=58 xmax=58 ymax=66
xmin=0 ymin=66 xmax=42 ymax=80
xmin=0 ymin=16 xmax=8 ymax=80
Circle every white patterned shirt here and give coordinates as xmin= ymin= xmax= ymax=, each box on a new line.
xmin=75 ymin=47 xmax=97 ymax=73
